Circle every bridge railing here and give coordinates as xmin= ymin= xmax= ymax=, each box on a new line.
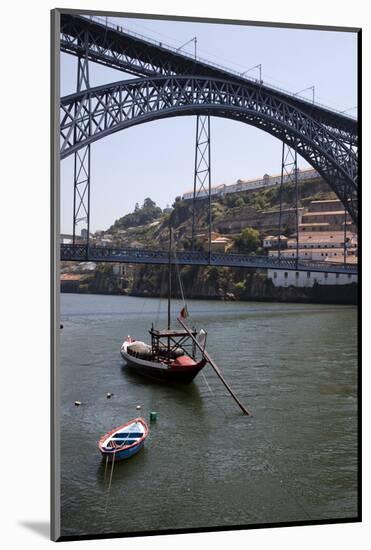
xmin=60 ymin=244 xmax=358 ymax=274
xmin=78 ymin=15 xmax=356 ymax=120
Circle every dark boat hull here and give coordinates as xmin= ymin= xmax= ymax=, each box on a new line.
xmin=124 ymin=359 xmax=206 ymax=384
xmin=121 ymin=342 xmax=206 ymax=383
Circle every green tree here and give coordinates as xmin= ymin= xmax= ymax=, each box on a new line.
xmin=143 ymin=197 xmax=156 ymax=209
xmin=254 ymin=195 xmax=267 ymax=211
xmin=235 ymin=227 xmax=260 ymax=253
xmin=111 ymin=197 xmax=162 ymax=231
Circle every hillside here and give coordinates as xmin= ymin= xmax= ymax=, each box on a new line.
xmin=89 ymin=173 xmax=337 ymax=251
xmin=61 ymin=176 xmax=356 ymax=305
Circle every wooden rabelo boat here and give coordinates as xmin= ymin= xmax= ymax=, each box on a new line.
xmin=120 ymin=228 xmax=207 ymax=384
xmin=120 ymin=326 xmax=207 ymax=384
xmin=119 ymin=227 xmax=251 ymax=415
xmin=98 ymin=418 xmax=149 ymax=462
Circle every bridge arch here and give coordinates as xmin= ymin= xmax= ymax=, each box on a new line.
xmin=60 ymin=75 xmax=358 ymax=221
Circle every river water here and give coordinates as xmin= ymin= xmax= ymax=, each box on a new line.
xmin=59 ymin=294 xmax=358 ymax=537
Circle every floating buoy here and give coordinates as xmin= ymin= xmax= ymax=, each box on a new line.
xmin=106 ymin=393 xmax=113 ymax=399
xmin=136 ymin=405 xmax=141 ymax=410
xmin=149 ymin=411 xmax=157 ymax=422
xmin=74 ymin=400 xmax=82 ymax=406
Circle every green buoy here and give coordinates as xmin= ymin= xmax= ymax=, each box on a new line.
xmin=149 ymin=411 xmax=157 ymax=423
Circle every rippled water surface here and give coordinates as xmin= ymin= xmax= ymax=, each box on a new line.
xmin=59 ymin=294 xmax=358 ymax=537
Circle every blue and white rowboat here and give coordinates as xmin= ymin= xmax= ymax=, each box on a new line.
xmin=98 ymin=417 xmax=149 ymax=462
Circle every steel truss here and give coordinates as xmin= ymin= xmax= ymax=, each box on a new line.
xmin=60 ymin=243 xmax=357 ymax=275
xmin=278 ymin=144 xmax=299 ymax=263
xmin=191 ymin=115 xmax=212 ymax=252
xmin=60 ymin=76 xmax=358 ymax=223
xmin=60 ymin=14 xmax=357 ymax=146
xmin=72 ymin=31 xmax=91 ymax=247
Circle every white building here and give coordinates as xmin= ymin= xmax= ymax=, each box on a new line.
xmin=263 ymin=235 xmax=288 ymax=249
xmin=268 ymin=247 xmax=357 ymax=262
xmin=268 ymin=269 xmax=357 ymax=288
xmin=182 ymin=168 xmax=319 ymax=201
xmin=79 ymin=261 xmax=97 ymax=272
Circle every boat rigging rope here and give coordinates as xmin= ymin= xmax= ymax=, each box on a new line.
xmin=155 ymin=263 xmax=167 ymax=325
xmin=173 ymin=245 xmax=186 ymax=306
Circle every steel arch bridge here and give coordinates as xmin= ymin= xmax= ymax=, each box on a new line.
xmin=61 ymin=75 xmax=358 ymax=222
xmin=59 ymin=14 xmax=358 ymax=273
xmin=60 ymin=14 xmax=357 ymax=146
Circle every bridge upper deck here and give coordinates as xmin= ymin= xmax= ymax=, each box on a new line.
xmin=60 ymin=13 xmax=357 ymax=139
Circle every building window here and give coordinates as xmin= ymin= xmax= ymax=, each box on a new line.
xmin=348 ymin=274 xmax=351 ymax=279
xmin=284 ymin=272 xmax=288 ymax=278
xmin=336 ymin=273 xmax=339 ymax=279
xmin=324 ymin=273 xmax=328 ymax=279
xmin=307 ymin=272 xmax=311 ymax=278
xmin=296 ymin=272 xmax=299 ymax=278
xmin=273 ymin=272 xmax=277 ymax=279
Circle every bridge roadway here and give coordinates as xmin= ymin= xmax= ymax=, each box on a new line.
xmin=60 ymin=14 xmax=358 ymax=223
xmin=60 ymin=13 xmax=357 ymax=148
xmin=61 ymin=244 xmax=358 ymax=275
xmin=60 ymin=13 xmax=357 ymax=144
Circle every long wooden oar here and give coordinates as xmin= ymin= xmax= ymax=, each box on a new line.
xmin=177 ymin=317 xmax=252 ymax=416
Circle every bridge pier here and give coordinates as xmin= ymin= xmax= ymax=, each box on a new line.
xmin=191 ymin=115 xmax=212 ymax=255
xmin=278 ymin=143 xmax=299 ymax=268
xmin=72 ymin=29 xmax=91 ymax=251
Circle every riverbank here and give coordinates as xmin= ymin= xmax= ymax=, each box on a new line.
xmin=61 ymin=271 xmax=357 ymax=305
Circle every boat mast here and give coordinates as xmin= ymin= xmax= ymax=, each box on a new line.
xmin=167 ymin=225 xmax=172 ymax=330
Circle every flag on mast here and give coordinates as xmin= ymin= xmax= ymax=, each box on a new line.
xmin=180 ymin=305 xmax=189 ymax=319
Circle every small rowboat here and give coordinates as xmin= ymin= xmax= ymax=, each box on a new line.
xmin=98 ymin=418 xmax=149 ymax=462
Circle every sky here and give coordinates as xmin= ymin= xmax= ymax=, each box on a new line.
xmin=60 ymin=15 xmax=357 ymax=234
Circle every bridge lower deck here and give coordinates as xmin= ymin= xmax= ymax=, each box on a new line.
xmin=60 ymin=244 xmax=358 ymax=275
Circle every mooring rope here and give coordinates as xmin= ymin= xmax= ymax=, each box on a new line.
xmin=103 ymin=455 xmax=109 ymax=483
xmin=104 ymin=451 xmax=116 ymax=517
xmin=201 ymin=370 xmax=214 ymax=396
xmin=108 ymin=451 xmax=116 ymax=491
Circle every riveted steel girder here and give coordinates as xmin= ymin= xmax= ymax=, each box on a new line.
xmin=191 ymin=115 xmax=212 ymax=251
xmin=60 ymin=14 xmax=357 ymax=146
xmin=60 ymin=75 xmax=358 ymax=222
xmin=60 ymin=243 xmax=358 ymax=275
